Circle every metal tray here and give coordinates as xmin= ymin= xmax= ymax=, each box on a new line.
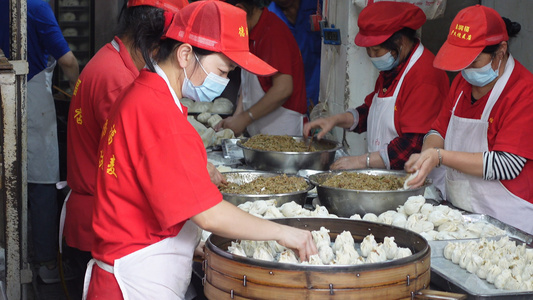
xmin=429 ymin=214 xmax=533 ymax=299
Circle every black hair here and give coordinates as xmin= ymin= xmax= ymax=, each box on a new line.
xmin=116 ymin=4 xmax=167 ymax=71
xmin=153 ymin=39 xmax=215 ymax=72
xmin=482 ymin=17 xmax=521 ymax=55
xmin=379 ymin=27 xmax=418 ymax=56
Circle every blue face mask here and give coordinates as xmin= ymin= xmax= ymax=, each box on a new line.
xmin=182 ymin=54 xmax=230 ymax=102
xmin=461 ymin=59 xmax=500 ymax=87
xmin=369 ymin=50 xmax=400 ymax=71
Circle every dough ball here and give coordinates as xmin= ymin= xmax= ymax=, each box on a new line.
xmin=196 ymin=112 xmax=212 ymax=124
xmin=200 ymin=128 xmax=216 ymax=148
xmin=187 ymin=115 xmax=207 ymax=135
xmin=207 ymin=114 xmax=223 ymax=128
xmin=60 ymin=12 xmax=76 ymax=22
xmin=189 ymin=101 xmax=213 ymax=113
xmin=214 ymin=129 xmax=235 ymax=145
xmin=180 ymin=98 xmax=194 ymax=108
xmin=62 ymin=28 xmax=78 ymax=37
xmin=209 ymin=97 xmax=234 ymax=114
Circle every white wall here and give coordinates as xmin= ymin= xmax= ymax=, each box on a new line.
xmin=317 ymin=2 xmax=377 ymax=156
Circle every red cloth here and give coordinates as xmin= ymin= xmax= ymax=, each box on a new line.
xmin=355 ymin=1 xmax=425 ymax=47
xmin=249 ymin=8 xmax=307 ymax=115
xmin=65 ymin=37 xmax=139 ymax=251
xmin=92 ymin=69 xmax=221 ymax=265
xmin=434 ymin=5 xmax=508 ymax=71
xmin=164 ymin=1 xmax=276 ymax=76
xmin=86 ymin=264 xmax=123 ymax=300
xmin=127 ymin=0 xmax=189 ymax=13
xmin=354 ymin=43 xmax=449 ymax=168
xmin=432 ymin=60 xmax=533 ymax=202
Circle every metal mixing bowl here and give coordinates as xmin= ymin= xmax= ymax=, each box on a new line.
xmin=221 ymin=171 xmax=314 ymax=207
xmin=309 ymin=169 xmax=431 ymax=217
xmin=236 ymin=136 xmax=343 ymax=174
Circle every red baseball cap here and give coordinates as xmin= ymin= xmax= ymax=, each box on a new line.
xmin=434 ymin=5 xmax=508 ymax=71
xmin=354 ymin=1 xmax=426 ymax=47
xmin=164 ymin=0 xmax=277 ymax=76
xmin=127 ymin=0 xmax=189 ymax=14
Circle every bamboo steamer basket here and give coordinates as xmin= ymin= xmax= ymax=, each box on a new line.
xmin=204 ymin=218 xmax=432 ymax=300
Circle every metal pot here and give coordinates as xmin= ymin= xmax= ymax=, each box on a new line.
xmin=236 ymin=136 xmax=343 ymax=174
xmin=309 ymin=169 xmax=431 ymax=217
xmin=221 ymin=171 xmax=314 ymax=207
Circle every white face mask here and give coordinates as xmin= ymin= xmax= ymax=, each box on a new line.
xmin=461 ymin=58 xmax=501 ymax=87
xmin=369 ymin=47 xmax=401 ymax=71
xmin=181 ymin=54 xmax=230 ymax=102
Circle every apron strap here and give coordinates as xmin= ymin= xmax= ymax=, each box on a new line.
xmin=451 ymin=91 xmax=463 ymax=114
xmin=392 ymin=43 xmax=424 ymax=99
xmin=480 ymin=54 xmax=515 ymax=122
xmin=82 ymin=258 xmax=115 ymax=300
xmin=58 ymin=188 xmax=72 ymax=253
xmin=82 ymin=259 xmax=96 ymax=300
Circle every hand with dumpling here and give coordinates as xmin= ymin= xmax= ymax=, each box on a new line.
xmin=214 ymin=112 xmax=250 ymax=136
xmin=404 ymin=144 xmax=442 ymax=189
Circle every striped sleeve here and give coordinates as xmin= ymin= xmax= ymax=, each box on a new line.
xmin=483 ymin=151 xmax=527 ymax=180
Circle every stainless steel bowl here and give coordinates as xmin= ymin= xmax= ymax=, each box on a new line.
xmin=236 ymin=136 xmax=343 ymax=174
xmin=309 ymin=169 xmax=431 ymax=217
xmin=221 ymin=171 xmax=314 ymax=207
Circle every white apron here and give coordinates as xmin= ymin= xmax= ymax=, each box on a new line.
xmin=82 ymin=220 xmax=200 ymax=300
xmin=241 ymin=70 xmax=304 ymax=136
xmin=366 ymin=44 xmax=445 ymax=195
xmin=445 ymin=55 xmax=533 ymax=234
xmin=27 ymin=57 xmax=60 ymax=183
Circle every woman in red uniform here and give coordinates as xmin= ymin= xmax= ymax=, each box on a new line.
xmin=65 ymin=0 xmax=188 ymax=262
xmin=303 ymin=1 xmax=449 ymax=195
xmin=216 ymin=0 xmax=307 ymax=136
xmin=84 ymin=1 xmax=317 ymax=299
xmin=405 ymin=5 xmax=533 ymax=234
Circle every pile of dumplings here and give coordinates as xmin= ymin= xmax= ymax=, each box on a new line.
xmin=444 ymin=236 xmax=533 ymax=291
xmin=237 ymin=199 xmax=338 ymax=219
xmin=231 ymin=196 xmax=506 ymax=241
xmin=350 ymin=195 xmax=505 ymax=240
xmin=180 ymin=97 xmax=234 ymax=114
xmin=227 ymin=227 xmax=413 ymax=266
xmin=187 ymin=114 xmax=234 ymax=148
xmin=200 ymin=200 xmax=333 ymax=243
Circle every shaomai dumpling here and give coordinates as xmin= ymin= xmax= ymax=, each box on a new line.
xmin=278 ymin=249 xmax=299 ymax=264
xmin=360 ymin=234 xmax=378 ymax=257
xmin=333 ymin=231 xmax=355 ymax=253
xmin=252 ymin=244 xmax=275 ymax=262
xmin=403 ymin=195 xmax=426 ymax=215
xmin=333 ymin=243 xmax=360 ymax=265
